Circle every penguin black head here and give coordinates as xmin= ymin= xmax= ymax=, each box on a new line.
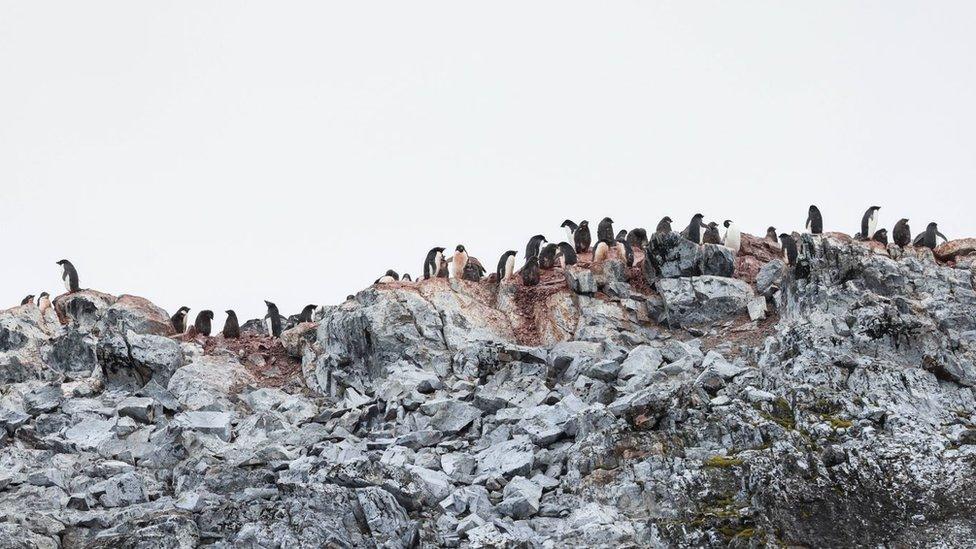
xmin=601 ymin=217 xmax=614 ymax=224
xmin=39 ymin=292 xmax=49 ymax=299
xmin=869 ymin=205 xmax=881 ymax=211
xmin=809 ymin=205 xmax=819 ymax=212
xmin=225 ymin=310 xmax=236 ymax=316
xmin=56 ymin=259 xmax=71 ymax=267
xmin=723 ymin=220 xmax=732 ymax=228
xmin=778 ymin=233 xmax=790 ymax=241
xmin=385 ymin=269 xmax=399 ymax=279
xmin=264 ymin=300 xmax=278 ymax=312
xmin=707 ymin=221 xmax=718 ymax=228
xmin=875 ymin=228 xmax=888 ymax=236
xmin=176 ymin=306 xmax=190 ymax=315
xmin=402 ymin=273 xmax=412 ymax=281
xmin=579 ymin=220 xmax=589 ymax=227
xmin=560 ymin=219 xmax=577 ymax=228
xmin=767 ymin=226 xmax=776 ymax=233
xmin=927 ymin=222 xmax=938 ymax=230
xmin=22 ymin=295 xmax=35 ymax=305
xmin=199 ymin=310 xmax=214 ymax=320
xmin=662 ymin=216 xmax=673 ymax=223
xmin=899 ymin=218 xmax=909 ymax=224
xmin=455 ymin=245 xmax=466 ymax=253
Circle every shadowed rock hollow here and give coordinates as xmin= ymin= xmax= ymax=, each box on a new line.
xmin=3 ymin=232 xmax=976 ymax=547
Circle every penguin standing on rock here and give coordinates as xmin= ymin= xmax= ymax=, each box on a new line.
xmin=702 ymin=222 xmax=721 ymax=244
xmin=860 ymin=206 xmax=881 ymax=241
xmin=574 ymin=222 xmax=591 ymax=253
xmin=806 ymin=205 xmax=823 ymax=234
xmin=655 ymin=217 xmax=673 ymax=234
xmin=766 ymin=227 xmax=779 ymax=244
xmin=38 ymin=293 xmax=56 ymax=326
xmin=557 ymin=242 xmax=578 ymax=267
xmin=402 ymin=274 xmax=412 ymax=282
xmin=913 ymin=222 xmax=948 ymax=249
xmin=375 ymin=270 xmax=399 ymax=284
xmin=496 ymin=251 xmax=517 ymax=283
xmin=597 ymin=217 xmax=615 ymax=242
xmin=560 ymin=220 xmax=578 ymax=243
xmin=264 ymin=301 xmax=283 ymax=337
xmin=526 ymin=235 xmax=548 ymax=259
xmin=779 ymin=234 xmax=798 ymax=265
xmin=521 ymin=256 xmax=540 ymax=286
xmin=872 ymin=229 xmax=888 ymax=245
xmin=298 ymin=304 xmax=317 ymax=323
xmin=56 ymin=260 xmax=80 ymax=293
xmin=21 ymin=295 xmax=35 ymax=306
xmin=193 ymin=310 xmax=214 ymax=337
xmin=626 ymin=228 xmax=648 ymax=250
xmin=452 ymin=245 xmax=469 ymax=279
xmin=423 ymin=247 xmax=446 ymax=279
xmin=462 ymin=257 xmax=486 ymax=281
xmin=615 ymin=229 xmax=628 ymax=241
xmin=222 ymin=310 xmax=240 ymax=339
xmin=893 ymin=219 xmax=912 ymax=247
xmin=538 ymin=243 xmax=558 ymax=269
xmin=593 ymin=240 xmax=611 ymax=262
xmin=723 ymin=220 xmax=741 ymax=253
xmin=170 ymin=306 xmax=191 ymax=334
xmin=615 ymin=238 xmax=634 ymax=266
xmin=680 ymin=214 xmax=706 ymax=244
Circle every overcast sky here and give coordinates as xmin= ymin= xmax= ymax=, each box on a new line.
xmin=2 ymin=2 xmax=975 ymax=321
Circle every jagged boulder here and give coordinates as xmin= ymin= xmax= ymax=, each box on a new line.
xmin=657 ymin=276 xmax=755 ymax=325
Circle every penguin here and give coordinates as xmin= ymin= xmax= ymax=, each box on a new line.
xmin=264 ymin=300 xmax=283 ymax=337
xmin=37 ymin=292 xmax=56 ymax=326
xmin=779 ymin=233 xmax=798 ymax=265
xmin=298 ymin=304 xmax=317 ymax=323
xmin=655 ymin=217 xmax=673 ymax=234
xmin=170 ymin=306 xmax=190 ymax=334
xmin=521 ymin=256 xmax=540 ymax=286
xmin=597 ymin=217 xmax=615 ymax=243
xmin=193 ymin=310 xmax=214 ymax=337
xmin=526 ymin=235 xmax=547 ymax=259
xmin=860 ymin=206 xmax=881 ymax=241
xmin=56 ymin=259 xmax=80 ymax=293
xmin=496 ymin=250 xmax=517 ymax=283
xmin=593 ymin=239 xmax=611 ymax=262
xmin=615 ymin=229 xmax=628 ymax=241
xmin=805 ymin=205 xmax=823 ymax=234
xmin=701 ymin=222 xmax=721 ymax=245
xmin=462 ymin=257 xmax=486 ymax=282
xmin=423 ymin=247 xmax=446 ymax=280
xmin=893 ymin=219 xmax=911 ymax=248
xmin=402 ymin=274 xmax=413 ymax=282
xmin=626 ymin=228 xmax=648 ymax=250
xmin=765 ymin=227 xmax=779 ymax=245
xmin=437 ymin=256 xmax=450 ymax=278
xmin=723 ymin=220 xmax=741 ymax=253
xmin=913 ymin=222 xmax=948 ymax=249
xmin=538 ymin=243 xmax=558 ymax=269
xmin=560 ymin=220 xmax=578 ymax=243
xmin=375 ymin=270 xmax=399 ymax=284
xmin=680 ymin=214 xmax=706 ymax=244
xmin=222 ymin=310 xmax=240 ymax=339
xmin=872 ymin=229 xmax=888 ymax=245
xmin=452 ymin=245 xmax=469 ymax=279
xmin=557 ymin=242 xmax=578 ymax=267
xmin=614 ymin=238 xmax=634 ymax=267
xmin=574 ymin=221 xmax=591 ymax=253
xmin=21 ymin=295 xmax=35 ymax=306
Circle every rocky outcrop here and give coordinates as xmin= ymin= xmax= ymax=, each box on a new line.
xmin=3 ymin=235 xmax=976 ymax=547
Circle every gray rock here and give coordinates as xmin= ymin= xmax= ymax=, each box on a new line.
xmin=657 ymin=276 xmax=755 ymax=325
xmin=23 ymin=384 xmax=63 ymax=415
xmin=756 ymin=259 xmax=785 ymax=295
xmin=698 ymin=244 xmax=735 ymax=277
xmin=176 ymin=410 xmax=233 ymax=441
xmin=476 ymin=435 xmax=535 ymax=479
xmin=497 ymin=475 xmax=543 ymax=518
xmin=117 ymin=396 xmax=156 ymax=423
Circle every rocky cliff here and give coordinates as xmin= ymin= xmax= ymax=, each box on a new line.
xmin=3 ymin=234 xmax=976 ymax=547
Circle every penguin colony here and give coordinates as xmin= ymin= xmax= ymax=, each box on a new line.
xmin=11 ymin=206 xmax=955 ymax=340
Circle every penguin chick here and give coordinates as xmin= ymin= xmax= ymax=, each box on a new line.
xmin=574 ymin=221 xmax=591 ymax=253
xmin=779 ymin=233 xmax=798 ymax=265
xmin=222 ymin=310 xmax=240 ymax=338
xmin=701 ymin=222 xmax=721 ymax=245
xmin=893 ymin=219 xmax=911 ymax=248
xmin=538 ymin=243 xmax=558 ymax=269
xmin=593 ymin=240 xmax=611 ymax=262
xmin=806 ymin=205 xmax=823 ymax=234
xmin=615 ymin=229 xmax=628 ymax=241
xmin=765 ymin=227 xmax=779 ymax=245
xmin=626 ymin=228 xmax=648 ymax=250
xmin=452 ymin=245 xmax=469 ymax=279
xmin=872 ymin=228 xmax=888 ymax=245
xmin=375 ymin=270 xmax=399 ymax=284
xmin=21 ymin=295 xmax=35 ymax=306
xmin=615 ymin=238 xmax=634 ymax=267
xmin=521 ymin=256 xmax=540 ymax=286
xmin=680 ymin=214 xmax=706 ymax=244
xmin=597 ymin=217 xmax=615 ymax=242
xmin=193 ymin=310 xmax=214 ymax=337
xmin=655 ymin=216 xmax=674 ymax=234
xmin=462 ymin=257 xmax=486 ymax=282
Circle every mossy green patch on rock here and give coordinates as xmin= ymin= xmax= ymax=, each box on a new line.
xmin=704 ymin=455 xmax=744 ymax=468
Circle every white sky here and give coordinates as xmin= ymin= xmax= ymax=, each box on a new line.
xmin=2 ymin=2 xmax=975 ymax=321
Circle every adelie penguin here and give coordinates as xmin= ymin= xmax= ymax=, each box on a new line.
xmin=222 ymin=310 xmax=240 ymax=339
xmin=805 ymin=205 xmax=823 ymax=234
xmin=615 ymin=229 xmax=628 ymax=241
xmin=723 ymin=220 xmax=741 ymax=253
xmin=872 ymin=229 xmax=888 ymax=245
xmin=401 ymin=274 xmax=413 ymax=282
xmin=538 ymin=243 xmax=558 ymax=269
xmin=680 ymin=214 xmax=706 ymax=244
xmin=496 ymin=250 xmax=517 ymax=283
xmin=375 ymin=270 xmax=399 ymax=284
xmin=597 ymin=217 xmax=615 ymax=243
xmin=56 ymin=259 xmax=80 ymax=294
xmin=526 ymin=235 xmax=547 ymax=259
xmin=21 ymin=295 xmax=35 ymax=306
xmin=893 ymin=219 xmax=912 ymax=248
xmin=701 ymin=222 xmax=721 ymax=245
xmin=913 ymin=222 xmax=948 ymax=249
xmin=765 ymin=227 xmax=778 ymax=244
xmin=423 ymin=247 xmax=446 ymax=280
xmin=860 ymin=206 xmax=881 ymax=241
xmin=593 ymin=239 xmax=612 ymax=263
xmin=193 ymin=310 xmax=214 ymax=337
xmin=560 ymin=220 xmax=578 ymax=243
xmin=655 ymin=216 xmax=673 ymax=234
xmin=625 ymin=228 xmax=648 ymax=250
xmin=170 ymin=306 xmax=191 ymax=334
xmin=452 ymin=245 xmax=469 ymax=279
xmin=556 ymin=242 xmax=578 ymax=267
xmin=264 ymin=300 xmax=283 ymax=338
xmin=298 ymin=304 xmax=317 ymax=323
xmin=779 ymin=233 xmax=798 ymax=265
xmin=38 ymin=292 xmax=56 ymax=326
xmin=521 ymin=256 xmax=540 ymax=286
xmin=614 ymin=238 xmax=634 ymax=267
xmin=574 ymin=221 xmax=591 ymax=253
